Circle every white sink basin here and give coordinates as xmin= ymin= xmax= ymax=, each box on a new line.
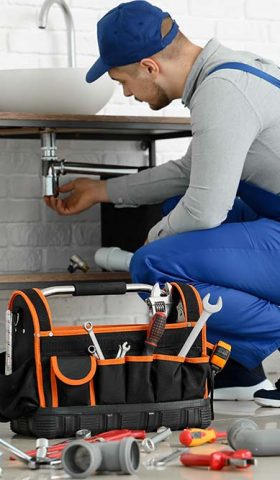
xmin=0 ymin=68 xmax=114 ymax=115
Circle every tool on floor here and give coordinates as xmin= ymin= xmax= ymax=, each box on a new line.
xmin=0 ymin=438 xmax=61 ymax=470
xmin=115 ymin=341 xmax=131 ymax=358
xmin=35 ymin=438 xmax=48 ymax=461
xmin=143 ymin=311 xmax=167 ymax=355
xmin=179 ymin=428 xmax=227 ymax=447
xmin=61 ymin=437 xmax=140 ymax=478
xmin=75 ymin=429 xmax=92 ymax=439
xmin=141 ymin=427 xmax=172 ymax=453
xmin=228 ymin=418 xmax=280 ymax=456
xmin=178 ymin=293 xmax=223 ymax=357
xmin=83 ymin=321 xmax=105 ymax=360
xmin=144 ymin=448 xmax=189 ymax=468
xmin=145 ymin=282 xmax=173 ymax=317
xmin=26 ymin=429 xmax=146 ymax=460
xmin=180 ymin=449 xmax=256 ymax=470
xmin=68 ymin=254 xmax=89 ymax=273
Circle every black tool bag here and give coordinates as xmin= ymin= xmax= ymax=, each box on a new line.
xmin=0 ymin=281 xmax=225 ymax=438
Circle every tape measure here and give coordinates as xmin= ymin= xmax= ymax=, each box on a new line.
xmin=210 ymin=340 xmax=231 ymax=373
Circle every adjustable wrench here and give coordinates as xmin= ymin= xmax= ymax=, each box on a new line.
xmin=145 ymin=283 xmax=173 ymax=316
xmin=83 ymin=321 xmax=105 ymax=360
xmin=178 ymin=294 xmax=223 ymax=357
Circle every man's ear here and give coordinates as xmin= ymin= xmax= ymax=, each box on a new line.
xmin=139 ymin=57 xmax=160 ymax=77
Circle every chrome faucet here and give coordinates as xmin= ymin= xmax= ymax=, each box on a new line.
xmin=38 ymin=0 xmax=76 ymax=67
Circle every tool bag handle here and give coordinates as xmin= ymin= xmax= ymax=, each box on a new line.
xmin=42 ymin=282 xmax=153 ymax=298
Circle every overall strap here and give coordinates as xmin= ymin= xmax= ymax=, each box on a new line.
xmin=208 ymin=61 xmax=280 ymax=88
xmin=208 ymin=61 xmax=280 ymax=220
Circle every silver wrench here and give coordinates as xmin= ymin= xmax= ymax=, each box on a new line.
xmin=83 ymin=321 xmax=105 ymax=360
xmin=0 ymin=438 xmax=61 ymax=470
xmin=144 ymin=447 xmax=189 ymax=467
xmin=116 ymin=341 xmax=131 ymax=358
xmin=141 ymin=427 xmax=172 ymax=453
xmin=178 ymin=293 xmax=223 ymax=357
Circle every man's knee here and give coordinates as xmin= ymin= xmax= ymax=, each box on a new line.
xmin=130 ymin=244 xmax=152 ymax=282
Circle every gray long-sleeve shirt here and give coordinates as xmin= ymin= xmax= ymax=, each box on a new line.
xmin=107 ymin=39 xmax=280 ymax=242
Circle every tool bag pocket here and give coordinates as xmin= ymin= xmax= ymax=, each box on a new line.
xmin=125 ymin=356 xmax=154 ymax=403
xmin=182 ymin=357 xmax=210 ymax=400
xmin=95 ymin=358 xmax=126 ymax=404
xmin=152 ymin=354 xmax=184 ymax=402
xmin=0 ymin=352 xmax=38 ymax=421
xmin=50 ymin=355 xmax=96 ymax=407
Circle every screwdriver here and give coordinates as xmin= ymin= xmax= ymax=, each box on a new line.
xmin=143 ymin=311 xmax=167 ymax=355
xmin=180 ymin=428 xmax=227 ymax=447
xmin=25 ymin=429 xmax=146 ymax=460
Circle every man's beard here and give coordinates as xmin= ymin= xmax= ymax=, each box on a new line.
xmin=149 ymin=83 xmax=171 ymax=110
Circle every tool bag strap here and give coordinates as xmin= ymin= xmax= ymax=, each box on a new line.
xmin=9 ymin=288 xmax=53 ymax=332
xmin=168 ymin=282 xmax=202 ymax=323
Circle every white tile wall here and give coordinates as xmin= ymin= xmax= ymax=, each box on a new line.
xmin=0 ymin=0 xmax=279 ymax=373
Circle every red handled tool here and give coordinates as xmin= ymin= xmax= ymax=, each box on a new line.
xmin=143 ymin=311 xmax=167 ymax=355
xmin=180 ymin=428 xmax=227 ymax=447
xmin=25 ymin=429 xmax=146 ymax=460
xmin=180 ymin=449 xmax=256 ymax=470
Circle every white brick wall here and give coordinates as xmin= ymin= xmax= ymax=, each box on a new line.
xmin=0 ymin=0 xmax=279 ymax=373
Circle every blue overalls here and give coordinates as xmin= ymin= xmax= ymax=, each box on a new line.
xmin=130 ymin=63 xmax=280 ymax=369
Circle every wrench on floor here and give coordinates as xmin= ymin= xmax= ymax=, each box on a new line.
xmin=178 ymin=294 xmax=223 ymax=357
xmin=83 ymin=321 xmax=105 ymax=360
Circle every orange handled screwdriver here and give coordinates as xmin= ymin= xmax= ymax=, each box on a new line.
xmin=180 ymin=428 xmax=227 ymax=447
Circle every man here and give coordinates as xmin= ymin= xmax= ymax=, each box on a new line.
xmin=45 ymin=1 xmax=280 ymax=406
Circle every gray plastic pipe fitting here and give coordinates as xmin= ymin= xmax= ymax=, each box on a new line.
xmin=227 ymin=418 xmax=280 ymax=456
xmin=94 ymin=247 xmax=133 ymax=272
xmin=61 ymin=437 xmax=140 ymax=478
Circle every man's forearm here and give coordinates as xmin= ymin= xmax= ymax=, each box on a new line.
xmin=106 ymin=145 xmax=192 ymax=206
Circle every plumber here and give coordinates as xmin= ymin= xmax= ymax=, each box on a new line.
xmin=45 ymin=1 xmax=280 ymax=406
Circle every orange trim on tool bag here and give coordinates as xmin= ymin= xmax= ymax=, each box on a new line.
xmin=125 ymin=355 xmax=153 ymax=362
xmin=50 ymin=361 xmax=59 ymax=408
xmin=89 ymin=380 xmax=95 ymax=406
xmin=39 ymin=321 xmax=189 ymax=337
xmin=33 ymin=288 xmax=54 ymax=330
xmin=204 ymin=381 xmax=208 ymax=399
xmin=51 ymin=356 xmax=96 ymax=385
xmin=170 ymin=282 xmax=188 ymax=323
xmin=9 ymin=290 xmax=46 ymax=408
xmin=97 ymin=358 xmax=126 ymax=366
xmin=188 ymin=285 xmax=207 ymax=356
xmin=184 ymin=356 xmax=209 ymax=363
xmin=153 ymin=354 xmax=185 ymax=363
xmin=207 ymin=341 xmax=215 ymax=350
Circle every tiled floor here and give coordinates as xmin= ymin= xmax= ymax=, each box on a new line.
xmin=0 ymin=400 xmax=279 ymax=479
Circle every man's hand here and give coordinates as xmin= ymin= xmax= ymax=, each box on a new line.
xmin=44 ymin=178 xmax=109 ymax=215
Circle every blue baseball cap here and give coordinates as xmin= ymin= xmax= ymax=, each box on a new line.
xmin=86 ymin=1 xmax=179 ymax=83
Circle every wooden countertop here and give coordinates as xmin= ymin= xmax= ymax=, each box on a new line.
xmin=0 ymin=271 xmax=131 ymax=290
xmin=0 ymin=112 xmax=190 ymax=123
xmin=0 ymin=113 xmax=192 ymax=139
